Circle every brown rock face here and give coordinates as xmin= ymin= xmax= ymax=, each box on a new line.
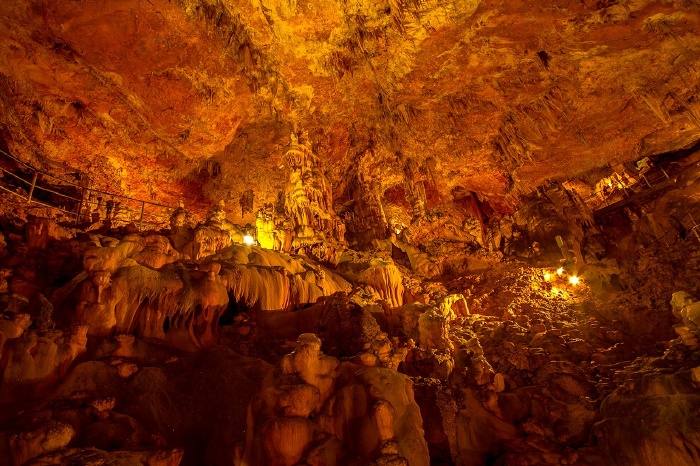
xmin=0 ymin=326 xmax=88 ymax=399
xmin=241 ymin=333 xmax=429 ymax=466
xmin=8 ymin=420 xmax=76 ymax=465
xmin=0 ymin=173 xmax=697 ymax=465
xmin=0 ymin=0 xmax=252 ymax=205
xmin=2 ymin=1 xmax=698 ymax=219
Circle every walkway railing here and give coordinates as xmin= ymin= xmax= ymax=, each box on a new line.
xmin=582 ymin=166 xmax=673 ymax=213
xmin=686 ymin=212 xmax=700 ymax=243
xmin=578 ymin=162 xmax=699 ymax=244
xmin=0 ymin=148 xmax=175 ymax=230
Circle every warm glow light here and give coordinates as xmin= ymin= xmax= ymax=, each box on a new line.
xmin=568 ymin=275 xmax=580 ymax=286
xmin=556 ymin=267 xmax=565 ymax=276
xmin=243 ymin=235 xmax=256 ymax=246
xmin=543 ymin=271 xmax=552 ymax=282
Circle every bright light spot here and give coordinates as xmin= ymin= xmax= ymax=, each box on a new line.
xmin=568 ymin=275 xmax=580 ymax=286
xmin=543 ymin=271 xmax=552 ymax=282
xmin=556 ymin=267 xmax=565 ymax=276
xmin=243 ymin=235 xmax=256 ymax=246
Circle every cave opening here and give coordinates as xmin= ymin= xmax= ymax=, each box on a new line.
xmin=218 ymin=298 xmax=250 ymax=327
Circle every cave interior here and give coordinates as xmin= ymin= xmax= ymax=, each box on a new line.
xmin=0 ymin=1 xmax=699 ymax=466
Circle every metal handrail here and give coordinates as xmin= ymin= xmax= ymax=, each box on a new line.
xmin=0 ymin=148 xmax=175 ymax=229
xmin=582 ymin=166 xmax=673 ymax=211
xmin=0 ymin=147 xmax=174 ymax=209
xmin=0 ymin=183 xmax=80 ymax=217
xmin=33 ymin=183 xmax=83 ymax=202
xmin=0 ymin=164 xmax=33 ymax=186
xmin=0 ymin=147 xmax=85 ymax=187
xmin=0 ymin=183 xmax=31 ymax=201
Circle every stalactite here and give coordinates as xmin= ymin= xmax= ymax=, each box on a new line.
xmin=403 ymin=157 xmax=427 ymax=221
xmin=283 ymin=131 xmax=347 ymax=263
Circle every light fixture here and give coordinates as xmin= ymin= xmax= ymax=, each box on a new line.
xmin=243 ymin=234 xmax=256 ymax=246
xmin=568 ymin=275 xmax=580 ymax=286
xmin=556 ymin=267 xmax=565 ymax=276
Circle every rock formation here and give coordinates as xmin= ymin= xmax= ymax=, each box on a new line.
xmin=1 ymin=326 xmax=87 ymax=399
xmin=284 ymin=132 xmax=347 ymax=264
xmin=60 ymin=215 xmax=351 ymax=350
xmin=240 ymin=333 xmax=429 ymax=466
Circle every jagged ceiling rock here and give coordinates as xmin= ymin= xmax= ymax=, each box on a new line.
xmin=0 ymin=0 xmax=255 ymax=204
xmin=1 ymin=0 xmax=699 ymax=217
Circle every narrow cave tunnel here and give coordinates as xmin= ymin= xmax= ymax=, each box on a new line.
xmin=0 ymin=1 xmax=700 ymax=466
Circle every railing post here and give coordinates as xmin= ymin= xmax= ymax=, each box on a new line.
xmin=689 ymin=213 xmax=700 ymax=243
xmin=26 ymin=172 xmax=38 ymax=204
xmin=75 ymin=187 xmax=86 ymax=224
xmin=138 ymin=201 xmax=145 ymax=230
xmin=660 ymin=167 xmax=670 ymax=181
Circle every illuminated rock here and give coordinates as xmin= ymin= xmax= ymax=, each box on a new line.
xmin=0 ymin=1 xmax=698 ymax=463
xmin=283 ymin=132 xmax=346 ymax=264
xmin=280 ymin=333 xmax=338 ymax=402
xmin=341 ymin=161 xmax=390 ymax=248
xmin=25 ymin=217 xmax=74 ymax=250
xmin=0 ymin=326 xmax=88 ymax=397
xmin=671 ymin=291 xmax=700 ymax=349
xmin=418 ymin=309 xmax=453 ymax=351
xmin=168 ymin=203 xmax=194 ymax=252
xmin=340 ymin=257 xmax=405 ymax=308
xmin=403 ymin=158 xmax=427 ymax=221
xmin=83 ymin=235 xmax=145 ymax=274
xmin=8 ymin=420 xmax=76 ymax=465
xmin=110 ymin=202 xmax=133 ymax=229
xmin=241 ymin=334 xmax=429 ymax=466
xmin=254 ymin=203 xmax=279 ymax=250
xmin=391 ymin=238 xmax=439 ymax=278
xmin=133 ymin=235 xmax=181 ymax=269
xmin=439 ymin=294 xmax=469 ymax=320
xmin=0 ymin=312 xmax=31 ymax=340
xmin=183 ymin=200 xmax=249 ymax=260
xmin=256 ymin=294 xmax=407 ymax=369
xmin=67 ymin=235 xmax=350 ymax=349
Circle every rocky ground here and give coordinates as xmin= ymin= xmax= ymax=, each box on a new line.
xmin=0 ymin=188 xmax=698 ymax=466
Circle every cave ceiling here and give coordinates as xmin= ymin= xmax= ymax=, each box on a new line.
xmin=1 ymin=0 xmax=699 ymax=220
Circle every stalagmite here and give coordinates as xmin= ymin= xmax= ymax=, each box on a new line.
xmin=241 ymin=333 xmax=429 ymax=466
xmin=403 ymin=158 xmax=427 ymax=221
xmin=0 ymin=326 xmax=88 ymax=398
xmin=20 ymin=209 xmax=345 ymax=352
xmin=283 ymin=132 xmax=347 ymax=264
